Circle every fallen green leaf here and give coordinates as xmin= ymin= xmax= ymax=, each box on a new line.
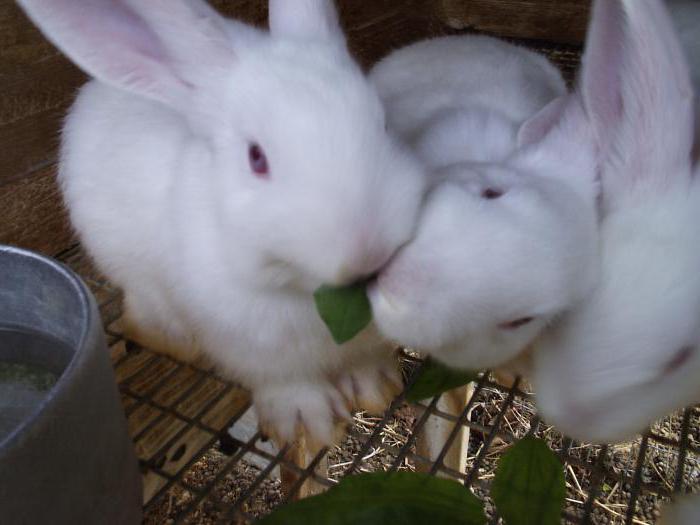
xmin=491 ymin=436 xmax=566 ymax=525
xmin=258 ymin=472 xmax=486 ymax=525
xmin=406 ymin=358 xmax=479 ymax=402
xmin=314 ymin=283 xmax=372 ymax=344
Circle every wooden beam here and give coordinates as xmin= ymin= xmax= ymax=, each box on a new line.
xmin=415 ymin=384 xmax=474 ymax=477
xmin=0 ymin=2 xmax=86 ymax=188
xmin=0 ymin=166 xmax=74 ymax=255
xmin=440 ymin=0 xmax=591 ymax=45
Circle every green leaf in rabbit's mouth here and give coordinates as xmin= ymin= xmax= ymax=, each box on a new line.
xmin=314 ymin=282 xmax=373 ymax=344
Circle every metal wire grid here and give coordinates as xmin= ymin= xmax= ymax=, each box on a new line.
xmin=55 ymin=245 xmax=699 ymax=524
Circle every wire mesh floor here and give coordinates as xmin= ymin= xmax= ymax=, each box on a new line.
xmin=56 ymin=245 xmax=699 ymax=525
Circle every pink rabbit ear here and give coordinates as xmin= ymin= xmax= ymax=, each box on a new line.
xmin=516 ymin=96 xmax=569 ymax=148
xmin=578 ymin=0 xmax=627 ymax=150
xmin=16 ymin=0 xmax=235 ymax=111
xmin=614 ymin=0 xmax=694 ymax=180
xmin=268 ymin=0 xmax=346 ymax=47
xmin=581 ymin=0 xmax=695 ymax=198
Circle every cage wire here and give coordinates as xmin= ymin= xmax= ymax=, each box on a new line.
xmin=52 ymin=40 xmax=698 ymax=525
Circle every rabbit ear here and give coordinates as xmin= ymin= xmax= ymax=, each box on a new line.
xmin=16 ymin=0 xmax=235 ymax=110
xmin=517 ymin=96 xmax=569 ymax=148
xmin=582 ymin=0 xmax=695 ymax=195
xmin=578 ymin=0 xmax=626 ymax=150
xmin=268 ymin=0 xmax=345 ymax=46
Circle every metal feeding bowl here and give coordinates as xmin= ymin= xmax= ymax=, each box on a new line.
xmin=0 ymin=245 xmax=142 ymax=524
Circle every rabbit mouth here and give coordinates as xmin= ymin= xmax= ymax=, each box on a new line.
xmin=366 ymin=278 xmax=401 ymax=313
xmin=261 ymin=256 xmax=320 ymax=292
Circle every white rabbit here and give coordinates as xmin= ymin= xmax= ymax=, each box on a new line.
xmin=367 ymin=35 xmax=600 ymax=370
xmin=17 ymin=0 xmax=426 ymax=447
xmin=369 ymin=35 xmax=567 ymax=155
xmin=533 ymin=0 xmax=700 ymax=444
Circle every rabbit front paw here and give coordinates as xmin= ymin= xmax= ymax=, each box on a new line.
xmin=253 ymin=381 xmax=351 ymax=452
xmin=336 ymin=356 xmax=403 ymax=414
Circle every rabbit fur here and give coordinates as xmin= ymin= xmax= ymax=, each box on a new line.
xmin=533 ymin=0 xmax=700 ymax=444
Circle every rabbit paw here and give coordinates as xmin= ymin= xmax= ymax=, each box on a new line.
xmin=336 ymin=356 xmax=403 ymax=414
xmin=253 ymin=381 xmax=351 ymax=452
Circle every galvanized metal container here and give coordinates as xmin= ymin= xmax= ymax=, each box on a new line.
xmin=0 ymin=245 xmax=142 ymax=524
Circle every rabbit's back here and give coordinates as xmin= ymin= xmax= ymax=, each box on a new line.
xmin=370 ymin=35 xmax=566 ymax=142
xmin=59 ymin=80 xmax=188 ymax=287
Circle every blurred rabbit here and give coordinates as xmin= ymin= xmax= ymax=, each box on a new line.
xmin=368 ymin=35 xmax=599 ymax=371
xmin=533 ymin=0 xmax=700 ymax=444
xmin=17 ymin=0 xmax=427 ymax=447
xmin=370 ymin=34 xmax=567 ymax=165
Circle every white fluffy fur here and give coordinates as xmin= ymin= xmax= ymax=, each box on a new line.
xmin=18 ymin=0 xmax=425 ymax=446
xmin=533 ymin=0 xmax=700 ymax=444
xmin=370 ymin=35 xmax=567 ymax=148
xmin=367 ymin=35 xmax=600 ymax=369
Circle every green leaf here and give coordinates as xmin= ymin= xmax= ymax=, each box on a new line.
xmin=314 ymin=283 xmax=372 ymax=344
xmin=491 ymin=436 xmax=566 ymax=525
xmin=406 ymin=358 xmax=479 ymax=402
xmin=258 ymin=472 xmax=486 ymax=525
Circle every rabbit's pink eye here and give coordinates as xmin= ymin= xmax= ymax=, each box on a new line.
xmin=482 ymin=188 xmax=504 ymax=200
xmin=248 ymin=143 xmax=269 ymax=178
xmin=499 ymin=317 xmax=534 ymax=330
xmin=662 ymin=346 xmax=695 ymax=376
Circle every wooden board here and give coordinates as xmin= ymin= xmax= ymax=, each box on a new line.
xmin=440 ymin=0 xmax=591 ymax=44
xmin=0 ymin=1 xmax=86 ymax=187
xmin=0 ymin=166 xmax=74 ymax=254
xmin=0 ymin=1 xmax=81 ymax=253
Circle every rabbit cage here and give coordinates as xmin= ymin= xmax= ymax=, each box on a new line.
xmin=1 ymin=0 xmax=698 ymax=524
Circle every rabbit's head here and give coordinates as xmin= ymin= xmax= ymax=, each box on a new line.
xmin=20 ymin=0 xmax=426 ymax=292
xmin=414 ymin=108 xmax=520 ymax=167
xmin=533 ymin=0 xmax=700 ymax=444
xmin=369 ymin=84 xmax=600 ymax=370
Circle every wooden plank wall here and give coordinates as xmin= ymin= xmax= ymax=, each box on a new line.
xmin=440 ymin=0 xmax=590 ymax=44
xmin=0 ymin=0 xmax=590 ymax=256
